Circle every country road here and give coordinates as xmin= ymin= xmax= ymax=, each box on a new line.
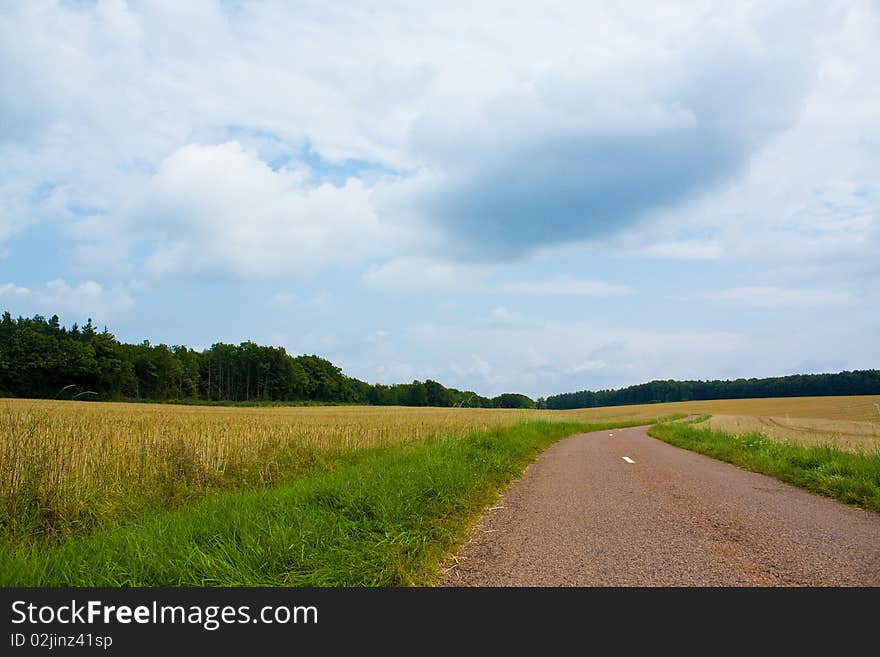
xmin=439 ymin=425 xmax=880 ymax=586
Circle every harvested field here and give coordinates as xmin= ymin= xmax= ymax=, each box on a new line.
xmin=697 ymin=414 xmax=880 ymax=454
xmin=561 ymin=395 xmax=880 ymax=423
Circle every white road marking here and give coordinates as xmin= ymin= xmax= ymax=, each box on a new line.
xmin=622 ymin=456 xmax=635 ymax=464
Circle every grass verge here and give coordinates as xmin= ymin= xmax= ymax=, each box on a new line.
xmin=649 ymin=421 xmax=880 ymax=513
xmin=1 ymin=419 xmax=647 ymax=586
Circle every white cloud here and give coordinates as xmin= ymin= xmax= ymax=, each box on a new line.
xmin=502 ymin=277 xmax=630 ymax=296
xmin=0 ymin=1 xmax=853 ymax=268
xmin=484 ymin=307 xmax=529 ymax=329
xmin=711 ymin=286 xmax=857 ymax=308
xmin=0 ymin=1 xmax=877 ymax=398
xmin=410 ymin=318 xmax=751 ymax=395
xmin=269 ymin=291 xmax=334 ymax=315
xmin=362 ymin=257 xmax=487 ymax=294
xmin=141 ymin=142 xmax=390 ymax=280
xmin=566 ymin=360 xmax=608 ymax=374
xmin=623 ymin=2 xmax=880 ymax=289
xmin=449 ymin=355 xmax=493 ymax=383
xmin=0 ymin=279 xmax=134 ymax=323
xmin=0 ymin=283 xmax=29 ymax=296
xmin=407 ymin=314 xmax=877 ymax=397
xmin=373 ymin=361 xmax=417 ymax=384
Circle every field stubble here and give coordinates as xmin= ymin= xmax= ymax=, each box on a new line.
xmin=699 ymin=414 xmax=880 ymax=454
xmin=584 ymin=395 xmax=880 ymax=455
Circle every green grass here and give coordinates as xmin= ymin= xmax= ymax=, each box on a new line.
xmin=1 ymin=419 xmax=648 ymax=586
xmin=649 ymin=420 xmax=880 ymax=512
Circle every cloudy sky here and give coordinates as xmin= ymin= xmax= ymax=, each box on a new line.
xmin=1 ymin=1 xmax=878 ymax=398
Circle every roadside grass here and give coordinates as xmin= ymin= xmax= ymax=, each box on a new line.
xmin=649 ymin=421 xmax=880 ymax=513
xmin=1 ymin=419 xmax=649 ymax=586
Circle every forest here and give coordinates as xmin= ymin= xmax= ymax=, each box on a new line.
xmin=2 ymin=311 xmax=878 ymax=410
xmin=0 ymin=312 xmax=531 ymax=407
xmin=545 ymin=370 xmax=880 ymax=409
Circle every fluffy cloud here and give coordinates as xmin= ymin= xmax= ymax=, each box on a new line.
xmin=611 ymin=2 xmax=880 ymax=288
xmin=140 ymin=142 xmax=390 ymax=280
xmin=0 ymin=1 xmax=854 ymax=268
xmin=0 ymin=279 xmax=134 ymax=323
xmin=375 ymin=3 xmax=826 ymax=258
xmin=407 ymin=314 xmax=876 ymax=397
xmin=362 ymin=257 xmax=488 ymax=294
xmin=0 ymin=283 xmax=28 ymax=296
xmin=449 ymin=355 xmax=493 ymax=386
xmin=0 ymin=1 xmax=877 ymax=396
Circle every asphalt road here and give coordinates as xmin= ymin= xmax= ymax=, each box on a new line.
xmin=439 ymin=425 xmax=880 ymax=586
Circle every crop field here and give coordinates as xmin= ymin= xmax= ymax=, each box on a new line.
xmin=3 ymin=394 xmax=878 ymax=545
xmin=1 ymin=398 xmax=655 ymax=585
xmin=0 ymin=399 xmax=561 ymax=543
xmin=562 ymin=395 xmax=880 ymax=423
xmin=696 ymin=414 xmax=880 ymax=454
xmin=565 ymin=396 xmax=880 ymax=454
xmin=2 ymin=394 xmax=878 ymax=586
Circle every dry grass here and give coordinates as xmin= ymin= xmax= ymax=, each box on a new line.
xmin=581 ymin=395 xmax=880 ymax=422
xmin=697 ymin=414 xmax=880 ymax=454
xmin=571 ymin=395 xmax=880 ymax=454
xmin=561 ymin=395 xmax=880 ymax=454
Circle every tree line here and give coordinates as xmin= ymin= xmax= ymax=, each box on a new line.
xmin=0 ymin=312 xmax=537 ymax=408
xmin=4 ymin=311 xmax=876 ymax=410
xmin=545 ymin=370 xmax=880 ymax=409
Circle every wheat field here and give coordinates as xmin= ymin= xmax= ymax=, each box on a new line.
xmin=0 ymin=399 xmax=580 ymax=541
xmin=2 ymin=395 xmax=878 ymax=543
xmin=695 ymin=414 xmax=880 ymax=453
xmin=561 ymin=395 xmax=880 ymax=423
xmin=0 ymin=401 xmax=535 ymax=511
xmin=568 ymin=395 xmax=880 ymax=453
xmin=3 ymin=395 xmax=878 ymax=508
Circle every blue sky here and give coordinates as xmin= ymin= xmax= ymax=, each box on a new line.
xmin=1 ymin=1 xmax=878 ymax=398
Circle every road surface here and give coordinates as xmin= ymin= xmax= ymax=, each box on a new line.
xmin=439 ymin=425 xmax=880 ymax=586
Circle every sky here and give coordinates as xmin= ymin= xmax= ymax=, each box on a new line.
xmin=1 ymin=0 xmax=878 ymax=398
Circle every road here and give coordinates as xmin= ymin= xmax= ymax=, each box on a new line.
xmin=439 ymin=425 xmax=880 ymax=586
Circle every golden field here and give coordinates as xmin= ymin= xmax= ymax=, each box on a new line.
xmin=2 ymin=399 xmax=574 ymax=541
xmin=0 ymin=399 xmax=540 ymax=508
xmin=3 ymin=395 xmax=878 ymax=504
xmin=2 ymin=395 xmax=878 ymax=542
xmin=560 ymin=395 xmax=880 ymax=454
xmin=695 ymin=414 xmax=880 ymax=453
xmin=562 ymin=395 xmax=880 ymax=423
